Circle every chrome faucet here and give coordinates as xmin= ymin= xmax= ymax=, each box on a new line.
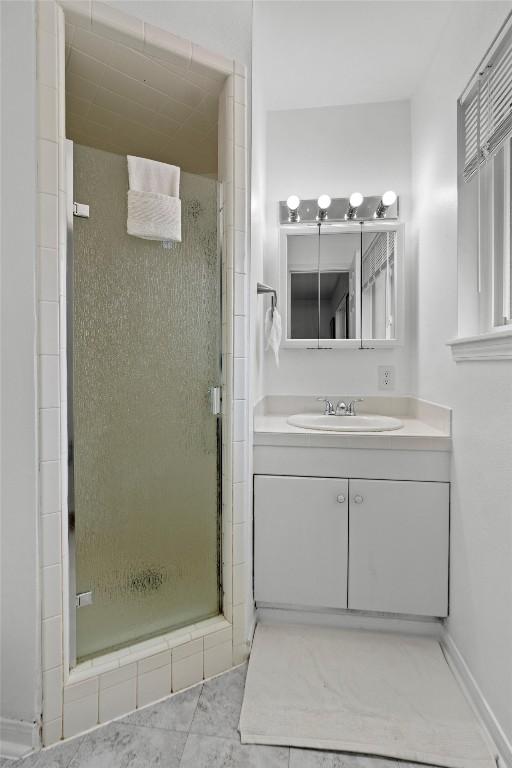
xmin=335 ymin=398 xmax=365 ymax=416
xmin=318 ymin=397 xmax=364 ymax=416
xmin=317 ymin=398 xmax=335 ymax=415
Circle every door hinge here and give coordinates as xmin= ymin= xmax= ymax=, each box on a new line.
xmin=73 ymin=202 xmax=90 ymax=218
xmin=209 ymin=386 xmax=222 ymax=416
xmin=75 ymin=591 xmax=93 ymax=608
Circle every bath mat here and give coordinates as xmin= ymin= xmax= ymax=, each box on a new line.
xmin=239 ymin=623 xmax=495 ymax=768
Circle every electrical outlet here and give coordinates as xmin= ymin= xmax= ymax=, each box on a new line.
xmin=378 ymin=365 xmax=395 ymax=390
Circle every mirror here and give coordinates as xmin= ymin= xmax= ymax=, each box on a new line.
xmin=281 ymin=224 xmax=399 ymax=346
xmin=361 ymin=229 xmax=397 ymax=340
xmin=287 ymin=232 xmax=360 ymax=340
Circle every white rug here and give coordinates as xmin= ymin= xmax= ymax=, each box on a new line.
xmin=239 ymin=624 xmax=496 ymax=768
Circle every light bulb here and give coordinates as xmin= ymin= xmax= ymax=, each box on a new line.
xmin=286 ymin=195 xmax=300 ymax=211
xmin=317 ymin=194 xmax=331 ymax=210
xmin=382 ymin=190 xmax=397 ymax=207
xmin=349 ymin=192 xmax=363 ymax=208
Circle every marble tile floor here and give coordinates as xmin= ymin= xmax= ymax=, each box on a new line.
xmin=1 ymin=665 xmax=443 ymax=768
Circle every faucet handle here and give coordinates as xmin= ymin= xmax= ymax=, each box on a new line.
xmin=317 ymin=397 xmax=334 ymax=415
xmin=347 ymin=398 xmax=365 ymax=415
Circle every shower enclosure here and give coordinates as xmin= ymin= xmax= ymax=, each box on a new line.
xmin=67 ymin=142 xmax=222 ymax=663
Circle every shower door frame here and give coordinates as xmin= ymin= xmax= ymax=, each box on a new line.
xmin=65 ymin=139 xmax=77 ymax=667
xmin=65 ymin=140 xmax=224 ymax=667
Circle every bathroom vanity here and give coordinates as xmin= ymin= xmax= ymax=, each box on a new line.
xmin=253 ymin=396 xmax=451 ymax=619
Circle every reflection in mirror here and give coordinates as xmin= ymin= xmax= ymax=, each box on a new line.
xmin=319 ymin=233 xmax=360 ymax=340
xmin=290 ymin=272 xmax=318 ymax=339
xmin=319 ymin=272 xmax=350 ymax=339
xmin=361 ymin=230 xmax=396 ymax=340
xmin=287 ymin=232 xmax=360 ymax=340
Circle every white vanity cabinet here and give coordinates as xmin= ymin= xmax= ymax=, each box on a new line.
xmin=348 ymin=479 xmax=449 ymax=617
xmin=254 ymin=474 xmax=449 ymax=618
xmin=254 ymin=475 xmax=349 ymax=609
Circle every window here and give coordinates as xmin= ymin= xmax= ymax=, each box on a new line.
xmin=457 ymin=17 xmax=512 ymax=349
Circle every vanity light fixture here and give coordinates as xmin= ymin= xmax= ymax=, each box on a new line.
xmin=286 ymin=195 xmax=301 ymax=222
xmin=317 ymin=194 xmax=331 ymax=221
xmin=346 ymin=192 xmax=364 ymax=220
xmin=375 ymin=190 xmax=397 ymax=218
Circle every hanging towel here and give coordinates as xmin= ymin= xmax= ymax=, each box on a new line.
xmin=265 ymin=306 xmax=282 ymax=367
xmin=127 ymin=155 xmax=181 ymax=242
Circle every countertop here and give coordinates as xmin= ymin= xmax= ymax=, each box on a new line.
xmin=253 ymin=397 xmax=452 ymax=452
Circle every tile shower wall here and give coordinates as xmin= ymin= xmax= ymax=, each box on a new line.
xmin=218 ymin=62 xmax=253 ymax=664
xmin=35 ymin=0 xmax=252 ymax=748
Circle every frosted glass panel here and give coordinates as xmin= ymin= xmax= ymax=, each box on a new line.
xmin=72 ymin=145 xmax=220 ymax=661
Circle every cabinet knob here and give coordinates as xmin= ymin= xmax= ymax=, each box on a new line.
xmin=336 ymin=494 xmax=346 ymax=504
xmin=353 ymin=494 xmax=364 ymax=504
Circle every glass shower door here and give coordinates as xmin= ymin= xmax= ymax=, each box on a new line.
xmin=70 ymin=143 xmax=221 ymax=662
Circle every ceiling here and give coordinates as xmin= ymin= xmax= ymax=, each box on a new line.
xmin=65 ymin=23 xmax=223 ymax=176
xmin=254 ymin=1 xmax=459 ymax=111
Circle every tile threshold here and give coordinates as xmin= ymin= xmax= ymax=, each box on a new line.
xmin=69 ymin=616 xmax=231 ymax=683
xmin=54 ymin=663 xmax=247 ymax=760
xmin=123 ymin=660 xmax=248 ymax=725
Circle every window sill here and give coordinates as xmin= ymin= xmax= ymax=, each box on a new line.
xmin=447 ymin=329 xmax=512 ymax=361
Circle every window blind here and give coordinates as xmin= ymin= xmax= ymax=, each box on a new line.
xmin=462 ymin=85 xmax=479 ymax=180
xmin=487 ymin=40 xmax=512 ymax=153
xmin=462 ymin=28 xmax=512 ymax=182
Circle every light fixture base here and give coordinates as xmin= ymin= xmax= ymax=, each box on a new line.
xmin=279 ymin=195 xmax=399 ymax=224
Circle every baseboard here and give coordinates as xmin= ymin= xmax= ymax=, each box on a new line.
xmin=256 ymin=605 xmax=444 ymax=638
xmin=0 ymin=716 xmax=39 ymax=759
xmin=442 ymin=632 xmax=512 ymax=768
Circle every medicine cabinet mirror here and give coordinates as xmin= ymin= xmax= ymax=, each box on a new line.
xmin=279 ymin=222 xmax=402 ymax=349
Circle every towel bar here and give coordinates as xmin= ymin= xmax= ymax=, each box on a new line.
xmin=256 ymin=283 xmax=277 ymax=314
xmin=257 ymin=282 xmax=277 ymax=316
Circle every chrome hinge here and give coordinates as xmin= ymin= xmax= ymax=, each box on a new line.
xmin=73 ymin=202 xmax=90 ymax=218
xmin=209 ymin=386 xmax=222 ymax=416
xmin=75 ymin=591 xmax=93 ymax=608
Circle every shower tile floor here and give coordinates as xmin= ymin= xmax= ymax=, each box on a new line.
xmin=1 ymin=665 xmax=442 ymax=768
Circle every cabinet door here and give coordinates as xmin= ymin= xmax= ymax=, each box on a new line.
xmin=348 ymin=479 xmax=449 ymax=616
xmin=254 ymin=475 xmax=348 ymax=609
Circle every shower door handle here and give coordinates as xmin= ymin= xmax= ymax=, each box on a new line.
xmin=73 ymin=202 xmax=90 ymax=218
xmin=210 ymin=386 xmax=222 ymax=416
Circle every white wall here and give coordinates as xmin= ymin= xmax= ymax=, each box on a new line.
xmin=261 ymin=100 xmax=412 ymax=396
xmin=411 ymin=0 xmax=512 ymax=748
xmin=0 ymin=0 xmax=41 ymax=734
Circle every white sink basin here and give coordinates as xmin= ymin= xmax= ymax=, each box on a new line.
xmin=287 ymin=413 xmax=403 ymax=432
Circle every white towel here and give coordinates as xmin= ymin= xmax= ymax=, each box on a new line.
xmin=127 ymin=156 xmax=181 ymax=242
xmin=265 ymin=307 xmax=282 ymax=367
xmin=127 ymin=190 xmax=181 ymax=242
xmin=127 ymin=155 xmax=180 ymax=197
